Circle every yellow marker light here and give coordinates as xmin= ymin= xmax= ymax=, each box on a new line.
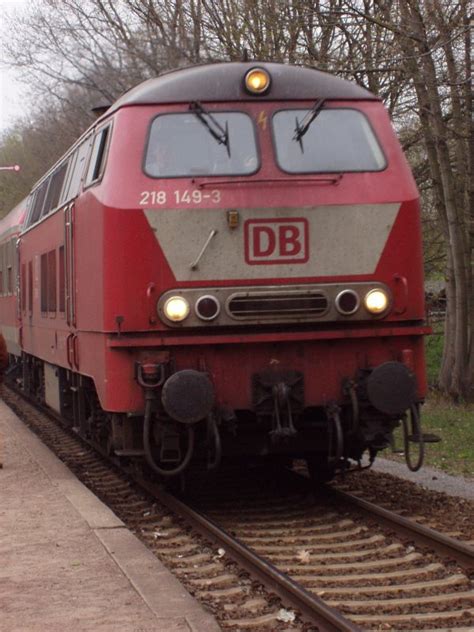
xmin=364 ymin=289 xmax=389 ymax=314
xmin=163 ymin=296 xmax=190 ymax=322
xmin=227 ymin=210 xmax=240 ymax=229
xmin=245 ymin=68 xmax=271 ymax=95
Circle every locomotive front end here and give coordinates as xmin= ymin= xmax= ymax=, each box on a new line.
xmin=100 ymin=62 xmax=429 ymax=481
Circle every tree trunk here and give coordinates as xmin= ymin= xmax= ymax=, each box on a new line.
xmin=398 ymin=0 xmax=471 ymax=400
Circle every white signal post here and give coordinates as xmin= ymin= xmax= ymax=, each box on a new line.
xmin=0 ymin=165 xmax=21 ymax=172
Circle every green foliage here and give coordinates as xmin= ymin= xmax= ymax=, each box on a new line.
xmin=421 ymin=398 xmax=474 ymax=477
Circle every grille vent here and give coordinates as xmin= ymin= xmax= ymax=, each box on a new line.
xmin=228 ymin=291 xmax=328 ymax=319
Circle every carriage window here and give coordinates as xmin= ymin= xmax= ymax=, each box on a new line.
xmin=7 ymin=265 xmax=12 ymax=294
xmin=272 ymin=109 xmax=386 ymax=173
xmin=4 ymin=240 xmax=14 ymax=294
xmin=144 ymin=112 xmax=259 ymax=177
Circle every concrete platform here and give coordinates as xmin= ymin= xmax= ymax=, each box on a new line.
xmin=0 ymin=399 xmax=221 ymax=632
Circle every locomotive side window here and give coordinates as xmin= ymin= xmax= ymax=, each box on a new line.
xmin=144 ymin=112 xmax=259 ymax=177
xmin=65 ymin=139 xmax=93 ymax=201
xmin=28 ymin=261 xmax=33 ymax=315
xmin=40 ymin=254 xmax=48 ymax=313
xmin=59 ymin=152 xmax=77 ymax=206
xmin=26 ymin=160 xmax=69 ymax=228
xmin=29 ymin=180 xmax=49 ymax=225
xmin=48 ymin=250 xmax=56 ymax=312
xmin=21 ymin=264 xmax=26 ymax=313
xmin=41 ymin=162 xmax=69 ymax=218
xmin=272 ymin=109 xmax=386 ymax=173
xmin=40 ymin=249 xmax=57 ymax=314
xmin=85 ymin=126 xmax=110 ymax=186
xmin=59 ymin=245 xmax=65 ymax=314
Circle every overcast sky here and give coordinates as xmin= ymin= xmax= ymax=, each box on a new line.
xmin=0 ymin=0 xmax=31 ymax=134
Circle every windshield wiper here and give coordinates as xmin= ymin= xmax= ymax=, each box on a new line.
xmin=293 ymin=99 xmax=325 ymax=153
xmin=189 ymin=101 xmax=231 ymax=157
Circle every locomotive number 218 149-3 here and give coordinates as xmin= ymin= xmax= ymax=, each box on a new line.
xmin=139 ymin=189 xmax=222 ymax=206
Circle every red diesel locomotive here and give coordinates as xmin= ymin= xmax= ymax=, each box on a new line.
xmin=0 ymin=62 xmax=430 ymax=481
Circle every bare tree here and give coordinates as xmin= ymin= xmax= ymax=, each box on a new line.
xmin=2 ymin=0 xmax=206 ymax=106
xmin=396 ymin=0 xmax=471 ymax=399
xmin=0 ymin=94 xmax=88 ymax=217
xmin=335 ymin=0 xmax=472 ymax=399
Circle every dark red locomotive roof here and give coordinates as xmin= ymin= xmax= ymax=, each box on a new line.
xmin=108 ymin=62 xmax=379 ymax=114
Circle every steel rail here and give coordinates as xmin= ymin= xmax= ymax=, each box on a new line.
xmin=147 ymin=485 xmax=361 ymax=632
xmin=329 ymin=487 xmax=474 ymax=572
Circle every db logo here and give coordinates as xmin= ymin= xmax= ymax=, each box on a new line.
xmin=245 ymin=218 xmax=309 ymax=265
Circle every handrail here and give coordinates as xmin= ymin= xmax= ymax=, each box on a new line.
xmin=192 ymin=174 xmax=343 ymax=189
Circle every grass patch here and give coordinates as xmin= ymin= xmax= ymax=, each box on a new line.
xmin=425 ymin=322 xmax=444 ymax=386
xmin=387 ymin=394 xmax=474 ymax=478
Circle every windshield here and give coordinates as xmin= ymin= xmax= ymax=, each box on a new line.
xmin=273 ymin=108 xmax=386 ymax=173
xmin=144 ymin=112 xmax=259 ymax=177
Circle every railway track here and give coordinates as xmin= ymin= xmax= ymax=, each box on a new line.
xmin=3 ymin=385 xmax=474 ymax=631
xmin=191 ymin=476 xmax=474 ymax=630
xmin=331 ymin=469 xmax=474 ymax=547
xmin=328 ymin=486 xmax=474 ymax=571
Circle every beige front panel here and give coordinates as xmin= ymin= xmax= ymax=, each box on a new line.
xmin=144 ymin=204 xmax=400 ymax=282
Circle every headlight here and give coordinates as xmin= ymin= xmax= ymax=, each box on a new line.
xmin=244 ymin=68 xmax=271 ymax=94
xmin=364 ymin=289 xmax=389 ymax=314
xmin=163 ymin=296 xmax=190 ymax=322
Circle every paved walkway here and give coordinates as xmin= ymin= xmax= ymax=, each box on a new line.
xmin=0 ymin=399 xmax=220 ymax=632
xmin=373 ymin=457 xmax=474 ymax=501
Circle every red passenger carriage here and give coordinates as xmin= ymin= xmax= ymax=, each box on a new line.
xmin=0 ymin=199 xmax=27 ymax=359
xmin=0 ymin=62 xmax=430 ymax=481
